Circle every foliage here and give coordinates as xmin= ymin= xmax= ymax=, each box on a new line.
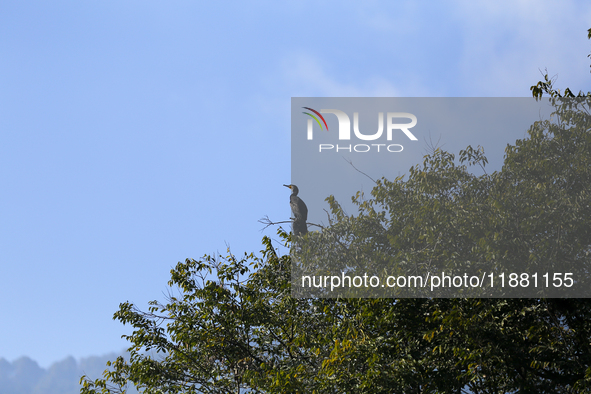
xmin=82 ymin=29 xmax=591 ymax=394
xmin=529 ymin=28 xmax=591 ymax=100
xmin=82 ymin=98 xmax=591 ymax=393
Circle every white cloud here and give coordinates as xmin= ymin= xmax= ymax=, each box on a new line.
xmin=452 ymin=0 xmax=591 ymax=95
xmin=278 ymin=52 xmax=405 ymax=97
xmin=257 ymin=0 xmax=591 ymax=100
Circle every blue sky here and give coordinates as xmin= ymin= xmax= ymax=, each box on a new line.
xmin=1 ymin=0 xmax=591 ymax=368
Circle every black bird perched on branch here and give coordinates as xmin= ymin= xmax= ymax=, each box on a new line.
xmin=283 ymin=184 xmax=308 ymax=236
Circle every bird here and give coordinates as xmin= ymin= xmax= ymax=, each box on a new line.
xmin=283 ymin=184 xmax=308 ymax=236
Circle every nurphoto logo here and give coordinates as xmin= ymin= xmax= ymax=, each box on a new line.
xmin=303 ymin=107 xmax=418 ymax=153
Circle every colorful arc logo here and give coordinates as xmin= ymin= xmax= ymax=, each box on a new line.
xmin=302 ymin=107 xmax=329 ymax=131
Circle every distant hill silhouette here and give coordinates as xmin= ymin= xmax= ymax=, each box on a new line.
xmin=0 ymin=353 xmax=138 ymax=394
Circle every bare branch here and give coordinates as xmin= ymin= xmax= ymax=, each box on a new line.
xmin=423 ymin=131 xmax=444 ymax=156
xmin=342 ymin=157 xmax=376 ymax=183
xmin=323 ymin=209 xmax=333 ymax=227
xmin=258 ymin=215 xmax=292 ymax=231
xmin=258 ymin=215 xmax=324 ymax=231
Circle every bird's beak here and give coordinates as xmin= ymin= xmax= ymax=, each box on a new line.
xmin=283 ymin=184 xmax=291 ymax=189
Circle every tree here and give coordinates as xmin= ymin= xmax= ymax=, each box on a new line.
xmin=530 ymin=28 xmax=591 ymax=100
xmin=82 ymin=30 xmax=591 ymax=393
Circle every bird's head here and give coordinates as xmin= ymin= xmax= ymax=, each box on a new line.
xmin=283 ymin=184 xmax=299 ymax=195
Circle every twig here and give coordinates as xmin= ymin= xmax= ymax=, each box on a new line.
xmin=258 ymin=215 xmax=324 ymax=232
xmin=258 ymin=215 xmax=291 ymax=231
xmin=423 ymin=131 xmax=444 ymax=156
xmin=342 ymin=157 xmax=376 ymax=183
xmin=323 ymin=209 xmax=333 ymax=226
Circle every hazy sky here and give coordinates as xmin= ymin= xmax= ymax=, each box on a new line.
xmin=1 ymin=1 xmax=591 ymax=368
